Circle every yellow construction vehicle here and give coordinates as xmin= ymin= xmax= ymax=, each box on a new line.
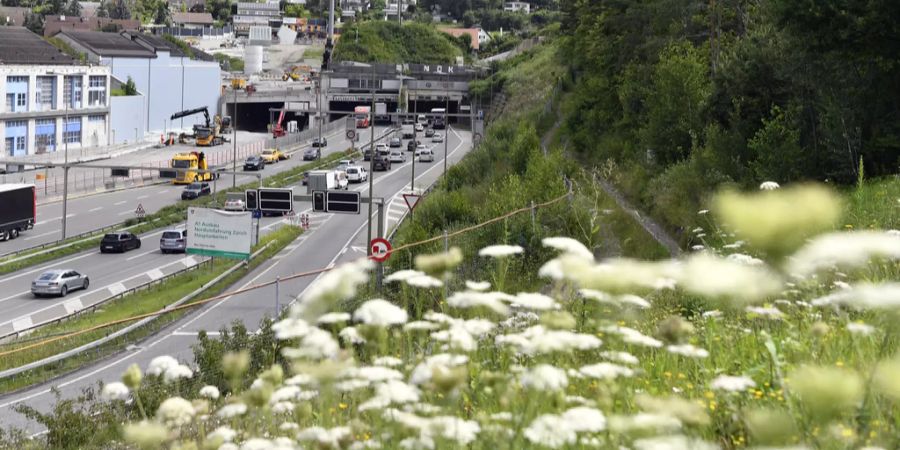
xmin=170 ymin=151 xmax=217 ymax=185
xmin=231 ymin=77 xmax=247 ymax=90
xmin=170 ymin=107 xmax=224 ymax=147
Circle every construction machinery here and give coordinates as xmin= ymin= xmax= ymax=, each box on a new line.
xmin=272 ymin=109 xmax=287 ymax=138
xmin=170 ymin=107 xmax=225 ymax=147
xmin=231 ymin=77 xmax=247 ymax=90
xmin=170 ymin=151 xmax=217 ymax=185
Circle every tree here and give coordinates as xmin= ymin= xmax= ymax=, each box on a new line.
xmin=284 ymin=4 xmax=306 ymax=18
xmin=23 ymin=11 xmax=43 ymax=34
xmin=65 ymin=0 xmax=81 ymax=16
xmin=95 ymin=1 xmax=109 ymax=17
xmin=206 ymin=0 xmax=230 ymax=22
xmin=154 ymin=1 xmax=168 ymax=24
xmin=108 ymin=0 xmax=131 ymax=19
xmin=123 ymin=76 xmax=138 ymax=95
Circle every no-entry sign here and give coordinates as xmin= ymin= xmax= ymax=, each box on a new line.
xmin=370 ymin=238 xmax=392 ymax=262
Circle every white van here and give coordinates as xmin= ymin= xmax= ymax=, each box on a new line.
xmin=307 ymin=170 xmax=349 ymax=192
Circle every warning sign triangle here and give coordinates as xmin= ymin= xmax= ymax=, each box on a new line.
xmin=135 ymin=203 xmax=146 ymax=215
xmin=402 ymin=194 xmax=421 ymax=212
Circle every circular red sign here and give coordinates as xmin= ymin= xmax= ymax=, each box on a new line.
xmin=370 ymin=238 xmax=392 ymax=262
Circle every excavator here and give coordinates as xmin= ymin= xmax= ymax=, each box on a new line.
xmin=170 ymin=107 xmax=227 ymax=147
xmin=272 ymin=109 xmax=287 ymax=138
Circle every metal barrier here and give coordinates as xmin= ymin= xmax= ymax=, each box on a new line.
xmin=0 ymin=218 xmax=160 ymax=263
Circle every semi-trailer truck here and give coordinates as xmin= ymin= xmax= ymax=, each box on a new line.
xmin=0 ymin=184 xmax=35 ymax=241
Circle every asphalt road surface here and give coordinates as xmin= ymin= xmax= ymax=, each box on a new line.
xmin=0 ymin=125 xmax=389 ymax=256
xmin=0 ymin=128 xmax=473 ymax=434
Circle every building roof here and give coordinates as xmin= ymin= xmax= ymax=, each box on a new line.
xmin=58 ymin=30 xmax=156 ymax=57
xmin=439 ymin=27 xmax=481 ymax=50
xmin=172 ymin=12 xmax=214 ymax=25
xmin=0 ymin=6 xmax=29 ymax=26
xmin=0 ymin=27 xmax=76 ymax=65
xmin=237 ymin=1 xmax=280 ymax=10
xmin=44 ymin=16 xmax=140 ymax=37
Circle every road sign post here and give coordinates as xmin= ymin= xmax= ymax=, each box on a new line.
xmin=370 ymin=237 xmax=391 ymax=262
xmin=134 ymin=203 xmax=146 ymax=219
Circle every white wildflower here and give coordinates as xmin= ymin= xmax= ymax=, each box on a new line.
xmin=208 ymin=426 xmax=237 ymax=443
xmin=335 ymin=379 xmax=372 ymax=392
xmin=339 ymin=326 xmax=366 ymax=344
xmin=666 ymin=344 xmax=710 ymax=358
xmin=100 ymin=382 xmax=130 ymax=402
xmin=465 ymin=280 xmax=491 ymax=291
xmin=702 ymin=310 xmax=723 ymax=318
xmin=520 ymin=364 xmax=569 ymax=391
xmin=542 ymin=236 xmax=593 ymax=260
xmin=727 ymin=253 xmax=764 ymax=266
xmin=270 ymin=386 xmax=301 ymax=403
xmin=279 ymin=422 xmax=299 ymax=432
xmin=285 ymin=374 xmax=314 ymax=386
xmin=431 ymin=327 xmax=477 ymax=352
xmin=759 ymin=181 xmax=780 ymax=190
xmin=156 ymin=397 xmax=195 ymax=427
xmin=579 ymin=362 xmax=635 ymax=380
xmin=698 ymin=209 xmax=709 ymax=215
xmin=633 ymin=434 xmax=719 ymax=450
xmin=146 ymin=355 xmax=179 ymax=377
xmin=692 ymin=245 xmax=705 ymax=251
xmin=847 ymin=322 xmax=876 ymax=336
xmin=603 ymin=326 xmax=664 ymax=348
xmin=385 ymin=269 xmax=426 ymax=283
xmin=373 ymin=356 xmax=404 ymax=367
xmin=746 ymin=306 xmax=784 ymax=319
xmin=496 ymin=325 xmax=602 ymax=355
xmin=162 ymin=364 xmax=193 ymax=383
xmin=510 ymin=292 xmax=559 ymax=310
xmin=811 ymin=283 xmax=900 ymax=309
xmin=678 ymin=253 xmax=782 ymax=303
xmin=789 ymin=231 xmax=900 ymax=276
xmin=491 ymin=412 xmax=513 ymax=421
xmin=404 ymin=321 xmax=441 ymax=331
xmin=600 ymin=351 xmax=640 ymax=365
xmin=409 ymin=354 xmax=469 ymax=385
xmin=710 ymin=375 xmax=756 ymax=392
xmin=346 ymin=366 xmax=404 ymax=382
xmin=301 ymin=257 xmax=373 ymax=304
xmin=479 ymin=244 xmax=524 ymax=258
xmin=354 ymin=299 xmax=408 ymax=326
xmin=562 ymin=407 xmax=606 ymax=432
xmin=399 ymin=436 xmax=435 ymax=450
xmin=296 ymin=426 xmax=352 ymax=448
xmin=447 ymin=291 xmax=511 ymax=315
xmin=360 ymin=380 xmax=421 ymax=411
xmin=272 ymin=317 xmax=311 ymax=340
xmin=272 ymin=401 xmax=294 ymax=414
xmin=538 ymin=258 xmax=565 ymax=279
xmin=405 ymin=274 xmax=444 ymax=288
xmin=524 ymin=414 xmax=576 ymax=448
xmin=317 ymin=312 xmax=351 ymax=324
xmin=199 ymin=385 xmax=220 ymax=400
xmin=282 ymin=327 xmax=339 ymax=360
xmin=609 ymin=413 xmax=682 ymax=432
xmin=216 ymin=402 xmax=248 ymax=419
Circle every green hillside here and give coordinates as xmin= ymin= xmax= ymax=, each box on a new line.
xmin=334 ymin=21 xmax=462 ymax=64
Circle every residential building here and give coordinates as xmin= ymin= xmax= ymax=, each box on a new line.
xmin=503 ymin=2 xmax=531 ymax=13
xmin=439 ymin=27 xmax=491 ymax=51
xmin=172 ymin=12 xmax=215 ymax=29
xmin=341 ymin=0 xmax=365 ymax=18
xmin=234 ymin=1 xmax=282 ymax=36
xmin=0 ymin=27 xmax=110 ymax=157
xmin=168 ymin=0 xmax=206 ymax=13
xmin=43 ymin=16 xmax=141 ymax=37
xmin=54 ymin=30 xmax=221 ymax=140
xmin=0 ymin=6 xmax=29 ymax=27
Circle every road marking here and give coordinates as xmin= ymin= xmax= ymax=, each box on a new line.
xmin=182 ymin=256 xmax=197 ymax=267
xmin=23 ymin=230 xmax=58 ymax=241
xmin=137 ymin=195 xmax=149 ymax=199
xmin=62 ymin=298 xmax=84 ymax=314
xmin=114 ymin=201 xmax=127 ymax=206
xmin=147 ymin=269 xmax=164 ymax=280
xmin=0 ymin=252 xmax=96 ymax=284
xmin=117 ymin=210 xmax=134 ymax=216
xmin=0 ymin=291 xmax=29 ymax=304
xmin=108 ymin=282 xmax=126 ymax=296
xmin=88 ymin=207 xmax=104 ymax=212
xmin=125 ymin=249 xmax=156 ymax=261
xmin=12 ymin=317 xmax=33 ymax=332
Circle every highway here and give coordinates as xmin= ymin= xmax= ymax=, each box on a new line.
xmin=0 ymin=125 xmax=388 ymax=255
xmin=0 ymin=125 xmax=392 ymax=339
xmin=0 ymin=127 xmax=473 ymax=434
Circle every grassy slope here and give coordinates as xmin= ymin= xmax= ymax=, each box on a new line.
xmin=334 ymin=21 xmax=462 ymax=64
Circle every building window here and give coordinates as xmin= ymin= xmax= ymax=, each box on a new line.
xmin=6 ymin=120 xmax=28 ymax=156
xmin=64 ymin=117 xmax=81 ymax=144
xmin=64 ymin=76 xmax=83 ymax=109
xmin=88 ymin=114 xmax=106 ymax=123
xmin=4 ymin=94 xmax=11 ymax=111
xmin=88 ymin=76 xmax=107 ymax=106
xmin=6 ymin=76 xmax=29 ymax=113
xmin=35 ymin=118 xmax=57 ymax=153
xmin=36 ymin=76 xmax=57 ymax=111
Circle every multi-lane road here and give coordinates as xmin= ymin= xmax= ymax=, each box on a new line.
xmin=0 ymin=126 xmax=473 ymax=434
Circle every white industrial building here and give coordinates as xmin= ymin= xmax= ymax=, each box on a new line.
xmin=0 ymin=27 xmax=111 ymax=157
xmin=54 ymin=30 xmax=221 ymax=140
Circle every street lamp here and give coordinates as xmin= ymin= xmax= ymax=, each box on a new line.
xmin=49 ymin=70 xmax=86 ymax=241
xmin=233 ymin=86 xmax=238 ymax=188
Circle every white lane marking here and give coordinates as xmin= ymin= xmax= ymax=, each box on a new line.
xmin=107 ymin=282 xmax=126 ymax=296
xmin=147 ymin=269 xmax=164 ymax=280
xmin=182 ymin=256 xmax=197 ymax=267
xmin=125 ymin=249 xmax=156 ymax=261
xmin=0 ymin=252 xmax=96 ymax=284
xmin=114 ymin=201 xmax=127 ymax=206
xmin=88 ymin=207 xmax=104 ymax=212
xmin=23 ymin=230 xmax=58 ymax=241
xmin=117 ymin=210 xmax=134 ymax=216
xmin=62 ymin=298 xmax=84 ymax=314
xmin=12 ymin=316 xmax=33 ymax=332
xmin=137 ymin=195 xmax=149 ymax=200
xmin=0 ymin=291 xmax=30 ymax=303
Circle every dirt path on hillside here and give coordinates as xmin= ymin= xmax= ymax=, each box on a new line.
xmin=541 ymin=114 xmax=683 ymax=257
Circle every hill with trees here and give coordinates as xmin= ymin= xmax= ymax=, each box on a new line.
xmin=334 ymin=21 xmax=462 ymax=64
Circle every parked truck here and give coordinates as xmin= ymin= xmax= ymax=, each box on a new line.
xmin=0 ymin=184 xmax=35 ymax=241
xmin=306 ymin=170 xmax=349 ymax=193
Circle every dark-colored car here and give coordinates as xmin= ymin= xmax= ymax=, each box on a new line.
xmin=303 ymin=148 xmax=321 ymax=161
xmin=425 ymin=128 xmax=435 ymax=138
xmin=302 ymin=171 xmax=310 ymax=185
xmin=181 ymin=182 xmax=211 ymax=200
xmin=312 ymin=137 xmax=328 ymax=147
xmin=101 ymin=232 xmax=142 ymax=253
xmin=244 ymin=155 xmax=266 ymax=171
xmin=389 ymin=137 xmax=402 ymax=148
xmin=363 ymin=148 xmax=373 ymax=161
xmin=407 ymin=139 xmax=421 ymax=152
xmin=373 ymin=150 xmax=392 ymax=171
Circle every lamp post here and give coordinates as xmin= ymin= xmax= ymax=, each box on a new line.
xmin=366 ymin=64 xmax=376 ymax=256
xmin=443 ymin=72 xmax=449 ymax=178
xmin=232 ymin=86 xmax=238 ymax=187
xmin=50 ymin=70 xmax=85 ymax=241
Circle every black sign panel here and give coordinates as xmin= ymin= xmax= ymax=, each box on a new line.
xmin=326 ymin=190 xmax=360 ymax=214
xmin=111 ymin=168 xmax=130 ymax=177
xmin=312 ymin=191 xmax=326 ymax=212
xmin=159 ymin=169 xmax=176 ymax=179
xmin=245 ymin=189 xmax=259 ymax=210
xmin=259 ymin=188 xmax=293 ymax=212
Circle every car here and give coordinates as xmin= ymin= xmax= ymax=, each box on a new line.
xmin=346 ymin=166 xmax=368 ymax=183
xmin=407 ymin=140 xmax=421 ymax=152
xmin=31 ymin=269 xmax=89 ymax=297
xmin=363 ymin=148 xmax=373 ymax=161
xmin=417 ymin=114 xmax=427 ymax=125
xmin=415 ymin=144 xmax=429 ymax=156
xmin=337 ymin=159 xmax=355 ymax=171
xmin=389 ymin=137 xmax=402 ymax=148
xmin=418 ymin=148 xmax=435 ymax=162
xmin=425 ymin=128 xmax=435 ymax=138
xmin=101 ymin=231 xmax=141 ymax=253
xmin=224 ymin=198 xmax=245 ymax=211
xmin=373 ymin=150 xmax=392 ymax=171
xmin=303 ymin=148 xmax=321 ymax=161
xmin=160 ymin=229 xmax=187 ymax=254
xmin=311 ymin=137 xmax=328 ymax=147
xmin=389 ymin=150 xmax=406 ymax=163
xmin=432 ymin=133 xmax=444 ymax=143
xmin=182 ymin=182 xmax=211 ymax=200
xmin=376 ymin=143 xmax=389 ymax=152
xmin=243 ymin=155 xmax=265 ymax=171
xmin=415 ymin=123 xmax=424 ymax=132
xmin=261 ymin=148 xmax=287 ymax=163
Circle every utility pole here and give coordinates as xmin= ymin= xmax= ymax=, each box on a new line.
xmin=443 ymin=72 xmax=450 ymax=178
xmin=366 ymin=65 xmax=376 ymax=256
xmin=316 ymin=76 xmax=322 ymax=148
xmin=411 ymin=88 xmax=416 ymax=194
xmin=61 ymin=83 xmax=70 ymax=240
xmin=232 ymin=87 xmax=237 ymax=187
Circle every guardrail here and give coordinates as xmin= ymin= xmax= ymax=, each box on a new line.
xmin=0 ymin=218 xmax=161 ymax=264
xmin=0 ymin=256 xmax=210 ymax=341
xmin=0 ymin=242 xmax=271 ymax=380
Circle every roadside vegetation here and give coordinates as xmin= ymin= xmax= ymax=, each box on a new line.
xmin=334 ymin=21 xmax=462 ymax=64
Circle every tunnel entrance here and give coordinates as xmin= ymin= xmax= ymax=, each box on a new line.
xmin=408 ymin=99 xmax=461 ymax=125
xmin=226 ymin=102 xmax=309 ymax=133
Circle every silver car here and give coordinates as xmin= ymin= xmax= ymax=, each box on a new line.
xmin=31 ymin=269 xmax=89 ymax=297
xmin=160 ymin=229 xmax=188 ymax=253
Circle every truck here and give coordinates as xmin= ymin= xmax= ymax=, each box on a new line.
xmin=0 ymin=184 xmax=35 ymax=241
xmin=355 ymin=106 xmax=371 ymax=128
xmin=401 ymin=118 xmax=415 ymax=139
xmin=306 ymin=170 xmax=349 ymax=193
xmin=374 ymin=102 xmax=391 ymax=125
xmin=170 ymin=107 xmax=225 ymax=147
xmin=431 ymin=108 xmax=447 ymax=129
xmin=170 ymin=151 xmax=216 ymax=185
